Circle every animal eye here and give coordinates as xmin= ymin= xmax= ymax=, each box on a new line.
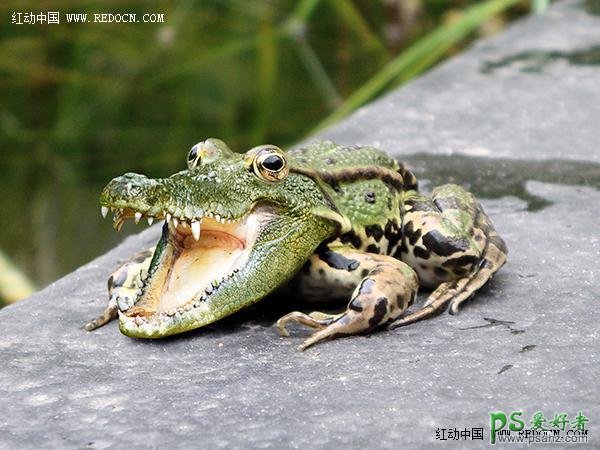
xmin=252 ymin=146 xmax=288 ymax=182
xmin=187 ymin=143 xmax=201 ymax=169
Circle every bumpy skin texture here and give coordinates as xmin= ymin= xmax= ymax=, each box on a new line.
xmin=86 ymin=139 xmax=507 ymax=350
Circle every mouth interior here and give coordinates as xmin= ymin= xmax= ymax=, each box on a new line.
xmin=124 ymin=212 xmax=260 ymax=318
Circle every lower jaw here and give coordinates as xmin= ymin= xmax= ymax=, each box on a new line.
xmin=121 ymin=229 xmax=250 ymax=328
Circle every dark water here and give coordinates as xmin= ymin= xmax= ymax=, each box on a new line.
xmin=404 ymin=153 xmax=600 ymax=212
xmin=583 ymin=0 xmax=600 ymax=16
xmin=481 ymin=44 xmax=600 ymax=74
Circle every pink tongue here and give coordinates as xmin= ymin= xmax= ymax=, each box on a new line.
xmin=182 ymin=230 xmax=245 ymax=250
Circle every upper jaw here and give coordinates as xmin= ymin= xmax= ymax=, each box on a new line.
xmin=100 ymin=172 xmax=250 ymax=231
xmin=101 ymin=202 xmax=248 ymax=233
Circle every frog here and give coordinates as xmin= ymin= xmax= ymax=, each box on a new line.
xmin=85 ymin=139 xmax=507 ymax=350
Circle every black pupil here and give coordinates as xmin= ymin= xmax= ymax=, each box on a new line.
xmin=188 ymin=146 xmax=198 ymax=162
xmin=262 ymin=154 xmax=283 ymax=171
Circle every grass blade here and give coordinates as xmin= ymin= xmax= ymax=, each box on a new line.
xmin=311 ymin=0 xmax=524 ymax=133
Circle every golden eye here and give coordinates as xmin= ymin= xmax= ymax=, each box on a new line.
xmin=251 ymin=145 xmax=288 ymax=182
xmin=187 ymin=143 xmax=202 ymax=169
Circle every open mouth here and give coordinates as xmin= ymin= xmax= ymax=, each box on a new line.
xmin=101 ymin=205 xmax=264 ymax=334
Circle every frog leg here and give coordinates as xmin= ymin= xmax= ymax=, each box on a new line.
xmin=388 ymin=184 xmax=507 ymax=329
xmin=277 ymin=248 xmax=419 ymax=350
xmin=84 ymin=247 xmax=154 ymax=331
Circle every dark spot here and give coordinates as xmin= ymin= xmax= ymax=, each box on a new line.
xmin=413 ymin=246 xmax=430 ymax=260
xmin=422 ymin=230 xmax=470 ymax=257
xmin=325 ymin=157 xmax=337 ymax=165
xmin=402 ymin=220 xmax=422 ymax=246
xmin=361 ymin=268 xmax=369 ymax=277
xmin=368 ymin=297 xmax=388 ymax=328
xmin=474 ymin=234 xmax=483 ymax=242
xmin=387 ymin=196 xmax=393 ymax=210
xmin=434 ymin=267 xmax=449 ymax=279
xmin=394 ymin=239 xmax=409 ymax=257
xmin=318 ymin=268 xmax=325 ymax=276
xmin=358 ymin=278 xmax=375 ymax=295
xmin=340 ymin=231 xmax=362 ymax=249
xmin=318 ymin=248 xmax=359 ymax=271
xmin=364 ymin=191 xmax=376 ymax=204
xmin=384 ymin=220 xmax=401 ymax=251
xmin=395 ymin=292 xmax=410 ymax=309
xmin=364 ymin=224 xmax=384 ymax=242
xmin=497 ymin=364 xmax=513 ymax=375
xmin=520 ymin=345 xmax=536 ymax=353
xmin=349 ymin=297 xmax=363 ymax=312
xmin=452 ymin=267 xmax=468 ymax=277
xmin=443 ymin=254 xmax=478 ymax=268
xmin=409 ymin=229 xmax=421 ymax=246
xmin=366 ymin=244 xmax=380 ymax=254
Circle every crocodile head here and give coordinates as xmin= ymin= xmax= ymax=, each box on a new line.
xmin=100 ymin=139 xmax=337 ymax=338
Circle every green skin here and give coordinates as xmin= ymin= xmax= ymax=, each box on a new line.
xmin=86 ymin=139 xmax=507 ymax=350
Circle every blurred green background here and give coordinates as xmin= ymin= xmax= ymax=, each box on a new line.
xmin=0 ymin=0 xmax=540 ymax=305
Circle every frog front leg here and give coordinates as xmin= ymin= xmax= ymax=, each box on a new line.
xmin=84 ymin=247 xmax=154 ymax=331
xmin=388 ymin=184 xmax=508 ymax=328
xmin=277 ymin=247 xmax=419 ymax=350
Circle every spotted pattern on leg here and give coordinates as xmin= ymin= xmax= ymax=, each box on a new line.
xmin=390 ymin=186 xmax=507 ymax=329
xmin=278 ymin=249 xmax=419 ymax=350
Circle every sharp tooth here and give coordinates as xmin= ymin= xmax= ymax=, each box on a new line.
xmin=147 ymin=216 xmax=154 ymax=226
xmin=134 ymin=212 xmax=142 ymax=224
xmin=166 ymin=213 xmax=172 ymax=223
xmin=101 ymin=206 xmax=109 ymax=218
xmin=215 ymin=214 xmax=221 ymax=222
xmin=227 ymin=218 xmax=231 ymax=224
xmin=172 ymin=217 xmax=179 ymax=227
xmin=191 ymin=220 xmax=201 ymax=240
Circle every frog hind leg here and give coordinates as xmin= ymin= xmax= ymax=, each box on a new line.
xmin=84 ymin=247 xmax=154 ymax=331
xmin=277 ymin=249 xmax=419 ymax=350
xmin=389 ymin=184 xmax=507 ymax=329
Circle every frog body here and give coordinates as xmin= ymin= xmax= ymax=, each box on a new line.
xmin=86 ymin=140 xmax=507 ymax=350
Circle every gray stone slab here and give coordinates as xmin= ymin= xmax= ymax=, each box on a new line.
xmin=1 ymin=1 xmax=599 ymax=448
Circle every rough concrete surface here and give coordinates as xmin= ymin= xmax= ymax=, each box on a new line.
xmin=1 ymin=1 xmax=599 ymax=448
